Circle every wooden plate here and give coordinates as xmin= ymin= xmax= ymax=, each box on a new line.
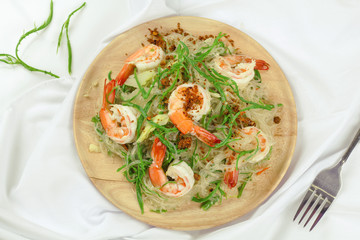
xmin=73 ymin=16 xmax=297 ymax=230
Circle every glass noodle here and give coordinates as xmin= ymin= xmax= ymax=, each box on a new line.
xmin=92 ymin=29 xmax=281 ymax=213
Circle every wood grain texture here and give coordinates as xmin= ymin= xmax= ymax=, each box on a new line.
xmin=73 ymin=16 xmax=297 ymax=230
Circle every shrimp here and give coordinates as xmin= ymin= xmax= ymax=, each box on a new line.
xmin=148 ymin=137 xmax=195 ymax=197
xmin=224 ymin=126 xmax=270 ymax=189
xmin=168 ymin=83 xmax=221 ymax=147
xmin=115 ymin=44 xmax=164 ymax=85
xmin=99 ymin=79 xmax=138 ymax=144
xmin=214 ymin=55 xmax=269 ymax=89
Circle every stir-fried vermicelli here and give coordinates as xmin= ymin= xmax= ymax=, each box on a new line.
xmin=91 ymin=25 xmax=282 ymax=213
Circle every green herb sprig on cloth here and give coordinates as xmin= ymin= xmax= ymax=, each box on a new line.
xmin=57 ymin=2 xmax=86 ymax=74
xmin=0 ymin=0 xmax=59 ymax=78
xmin=0 ymin=0 xmax=87 ymax=78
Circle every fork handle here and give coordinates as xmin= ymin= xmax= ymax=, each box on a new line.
xmin=339 ymin=127 xmax=360 ymax=166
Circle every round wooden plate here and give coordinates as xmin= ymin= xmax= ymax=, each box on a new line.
xmin=73 ymin=16 xmax=297 ymax=230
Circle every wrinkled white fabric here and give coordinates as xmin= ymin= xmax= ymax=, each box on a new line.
xmin=1 ymin=0 xmax=360 ymax=239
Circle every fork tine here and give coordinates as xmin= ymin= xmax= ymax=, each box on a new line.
xmin=293 ymin=189 xmax=313 ymax=221
xmin=309 ymin=200 xmax=331 ymax=231
xmin=304 ymin=195 xmax=324 ymax=227
xmin=298 ymin=189 xmax=317 ymax=224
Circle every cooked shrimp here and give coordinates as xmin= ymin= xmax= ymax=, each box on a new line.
xmin=241 ymin=126 xmax=270 ymax=163
xmin=224 ymin=126 xmax=270 ymax=189
xmin=214 ymin=55 xmax=269 ymax=89
xmin=168 ymin=83 xmax=221 ymax=147
xmin=149 ymin=137 xmax=195 ymax=197
xmin=99 ymin=79 xmax=138 ymax=144
xmin=115 ymin=44 xmax=164 ymax=85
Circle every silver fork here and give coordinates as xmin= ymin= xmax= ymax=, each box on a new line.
xmin=293 ymin=127 xmax=360 ymax=231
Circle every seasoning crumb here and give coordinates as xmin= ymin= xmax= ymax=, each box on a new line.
xmin=161 ymin=77 xmax=170 ymax=88
xmin=169 ymin=45 xmax=176 ymax=51
xmin=178 ymin=134 xmax=192 ymax=149
xmin=146 ymin=27 xmax=166 ymax=50
xmin=160 ymin=59 xmax=166 ymax=67
xmin=194 ymin=173 xmax=200 ymax=181
xmin=273 ymin=116 xmax=281 ymax=124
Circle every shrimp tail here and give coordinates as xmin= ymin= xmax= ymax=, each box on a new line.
xmin=115 ymin=63 xmax=135 ymax=86
xmin=193 ymin=125 xmax=221 ymax=147
xmin=100 ymin=79 xmax=117 ymax=139
xmin=224 ymin=169 xmax=239 ymax=189
xmin=254 ymin=59 xmax=269 ymax=70
xmin=170 ymin=110 xmax=220 ymax=147
xmin=115 ymin=47 xmax=142 ymax=85
xmin=102 ymin=79 xmax=116 ymax=108
xmin=151 ymin=137 xmax=167 ymax=165
xmin=169 ymin=110 xmax=194 ymax=134
xmin=149 ymin=138 xmax=167 ymax=188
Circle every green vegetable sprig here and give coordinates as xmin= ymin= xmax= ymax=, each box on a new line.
xmin=192 ymin=180 xmax=227 ymax=210
xmin=57 ymin=2 xmax=86 ymax=74
xmin=237 ymin=173 xmax=252 ymax=198
xmin=0 ymin=0 xmax=59 ymax=78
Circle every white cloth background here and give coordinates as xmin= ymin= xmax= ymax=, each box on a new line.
xmin=1 ymin=0 xmax=360 ymax=239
